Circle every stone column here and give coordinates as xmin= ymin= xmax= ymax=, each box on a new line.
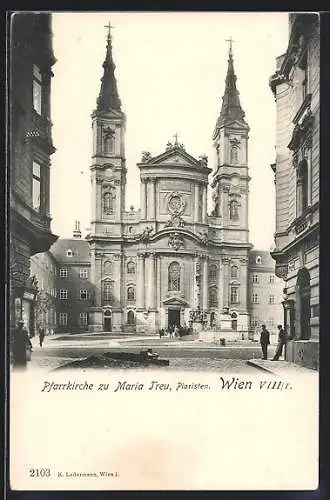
xmin=239 ymin=258 xmax=248 ymax=312
xmin=115 ymin=180 xmax=121 ymax=221
xmin=202 ymin=184 xmax=207 ymax=224
xmin=307 ymin=150 xmax=312 ymax=206
xmin=222 ymin=258 xmax=230 ymax=308
xmin=94 ymin=253 xmax=102 ymax=306
xmin=194 ymin=183 xmax=200 ymax=223
xmin=194 ymin=255 xmax=201 ymax=308
xmin=136 ymin=252 xmax=145 ymax=310
xmin=96 ymin=178 xmax=102 ymax=220
xmin=156 ymin=255 xmax=161 ymax=309
xmin=140 ymin=178 xmax=147 ymax=220
xmin=146 ymin=252 xmax=156 ymax=309
xmin=218 ymin=260 xmax=224 ymax=312
xmin=202 ymin=255 xmax=209 ymax=310
xmin=113 ymin=254 xmax=122 ymax=307
xmin=151 ymin=179 xmax=156 ymax=220
xmin=222 ymin=186 xmax=230 ymax=226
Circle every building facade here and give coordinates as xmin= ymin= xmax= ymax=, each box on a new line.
xmin=50 ymin=223 xmax=94 ymax=333
xmin=269 ymin=13 xmax=319 ymax=369
xmin=10 ymin=13 xmax=58 ymax=336
xmin=85 ymin=31 xmax=252 ymax=334
xmin=30 ymin=250 xmax=57 ymax=335
xmin=248 ymin=250 xmax=284 ymax=343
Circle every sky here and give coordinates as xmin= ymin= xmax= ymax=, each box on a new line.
xmin=50 ymin=12 xmax=289 ymax=249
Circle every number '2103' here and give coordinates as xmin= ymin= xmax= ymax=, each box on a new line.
xmin=29 ymin=468 xmax=51 ymax=478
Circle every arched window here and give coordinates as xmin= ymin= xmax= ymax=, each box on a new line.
xmin=209 ymin=288 xmax=218 ymax=307
xmin=103 ymin=192 xmax=114 ymax=215
xmin=209 ymin=264 xmax=217 ymax=282
xmin=231 ymin=265 xmax=238 ymax=279
xmin=103 ymin=132 xmax=114 ymax=154
xmin=127 ymin=286 xmax=135 ymax=301
xmin=103 ymin=260 xmax=112 ymax=275
xmin=230 ymin=145 xmax=239 ymax=164
xmin=168 ymin=261 xmax=181 ymax=291
xmin=127 ymin=261 xmax=135 ymax=274
xmin=127 ymin=310 xmax=135 ymax=325
xmin=229 ymin=200 xmax=239 ymax=221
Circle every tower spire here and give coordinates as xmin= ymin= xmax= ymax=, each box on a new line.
xmin=96 ymin=21 xmax=122 ymax=112
xmin=215 ymin=39 xmax=247 ymax=129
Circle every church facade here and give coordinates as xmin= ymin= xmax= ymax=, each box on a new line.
xmin=87 ymin=31 xmax=253 ymax=334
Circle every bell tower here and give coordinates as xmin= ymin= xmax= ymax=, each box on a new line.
xmin=90 ymin=23 xmax=126 ymax=232
xmin=211 ymin=38 xmax=250 ymax=243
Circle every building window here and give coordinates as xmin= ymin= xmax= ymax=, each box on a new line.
xmin=127 ymin=261 xmax=135 ymax=274
xmin=268 ymin=317 xmax=275 ymax=327
xmin=80 ymin=289 xmax=88 ymax=300
xmin=80 ymin=312 xmax=88 ymax=326
xmin=252 ymin=274 xmax=259 ymax=283
xmin=33 ymin=64 xmax=42 ymax=114
xmin=300 ymin=53 xmax=308 ymax=101
xmin=59 ymin=313 xmax=68 ymax=326
xmin=231 ymin=265 xmax=238 ymax=279
xmin=102 ymin=281 xmax=112 ymax=303
xmin=59 ymin=268 xmax=68 ymax=278
xmin=79 ymin=268 xmax=88 ymax=279
xmin=230 ymin=286 xmax=239 ymax=304
xmin=269 ymin=295 xmax=275 ymax=305
xmin=251 ymin=294 xmax=259 ymax=304
xmin=103 ymin=192 xmax=114 ymax=215
xmin=229 ymin=200 xmax=239 ymax=221
xmin=127 ymin=286 xmax=135 ymax=301
xmin=209 ymin=288 xmax=218 ymax=307
xmin=103 ymin=260 xmax=112 ymax=275
xmin=168 ymin=261 xmax=181 ymax=291
xmin=251 ymin=315 xmax=259 ymax=327
xmin=255 ymin=256 xmax=262 ymax=264
xmin=209 ymin=264 xmax=217 ymax=281
xmin=230 ymin=145 xmax=239 ymax=164
xmin=269 ymin=275 xmax=275 ymax=284
xmin=66 ymin=249 xmax=73 ymax=257
xmin=32 ymin=161 xmax=41 ymax=212
xmin=127 ymin=310 xmax=135 ymax=325
xmin=296 ymin=160 xmax=308 ymax=216
xmin=59 ymin=289 xmax=68 ymax=299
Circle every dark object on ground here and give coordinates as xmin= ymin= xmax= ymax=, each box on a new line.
xmin=53 ymin=351 xmax=170 ymax=370
xmin=220 ymin=338 xmax=226 ymax=346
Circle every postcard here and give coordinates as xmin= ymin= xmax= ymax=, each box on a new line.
xmin=8 ymin=11 xmax=319 ymax=491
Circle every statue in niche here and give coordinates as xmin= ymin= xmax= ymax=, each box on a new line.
xmin=141 ymin=151 xmax=152 ymax=162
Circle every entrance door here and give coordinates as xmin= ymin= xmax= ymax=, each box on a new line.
xmin=168 ymin=309 xmax=180 ymax=329
xmin=103 ymin=310 xmax=112 ymax=332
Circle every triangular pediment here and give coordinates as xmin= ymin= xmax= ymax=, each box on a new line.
xmin=163 ymin=295 xmax=189 ymax=307
xmin=140 ymin=146 xmax=202 ymax=168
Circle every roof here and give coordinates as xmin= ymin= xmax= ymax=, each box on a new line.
xmin=49 ymin=238 xmax=90 ymax=264
xmin=249 ymin=250 xmax=275 ymax=270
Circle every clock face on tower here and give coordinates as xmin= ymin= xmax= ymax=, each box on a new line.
xmin=168 ymin=192 xmax=185 ymax=215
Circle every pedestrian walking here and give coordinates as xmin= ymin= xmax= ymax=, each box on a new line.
xmin=11 ymin=320 xmax=32 ymax=368
xmin=260 ymin=324 xmax=270 ymax=360
xmin=38 ymin=325 xmax=46 ymax=347
xmin=272 ymin=324 xmax=287 ymax=361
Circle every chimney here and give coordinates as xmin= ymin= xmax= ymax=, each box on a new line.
xmin=73 ymin=220 xmax=82 ymax=239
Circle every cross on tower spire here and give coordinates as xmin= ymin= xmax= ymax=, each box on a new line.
xmin=104 ymin=21 xmax=114 ymax=41
xmin=173 ymin=133 xmax=179 ymax=145
xmin=225 ymin=36 xmax=235 ymax=57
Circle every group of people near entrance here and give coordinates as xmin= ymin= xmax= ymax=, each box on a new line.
xmin=159 ymin=323 xmax=192 ymax=339
xmin=260 ymin=324 xmax=287 ymax=361
xmin=11 ymin=320 xmax=47 ymax=368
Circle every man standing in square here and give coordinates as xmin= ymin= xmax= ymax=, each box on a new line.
xmin=260 ymin=324 xmax=270 ymax=360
